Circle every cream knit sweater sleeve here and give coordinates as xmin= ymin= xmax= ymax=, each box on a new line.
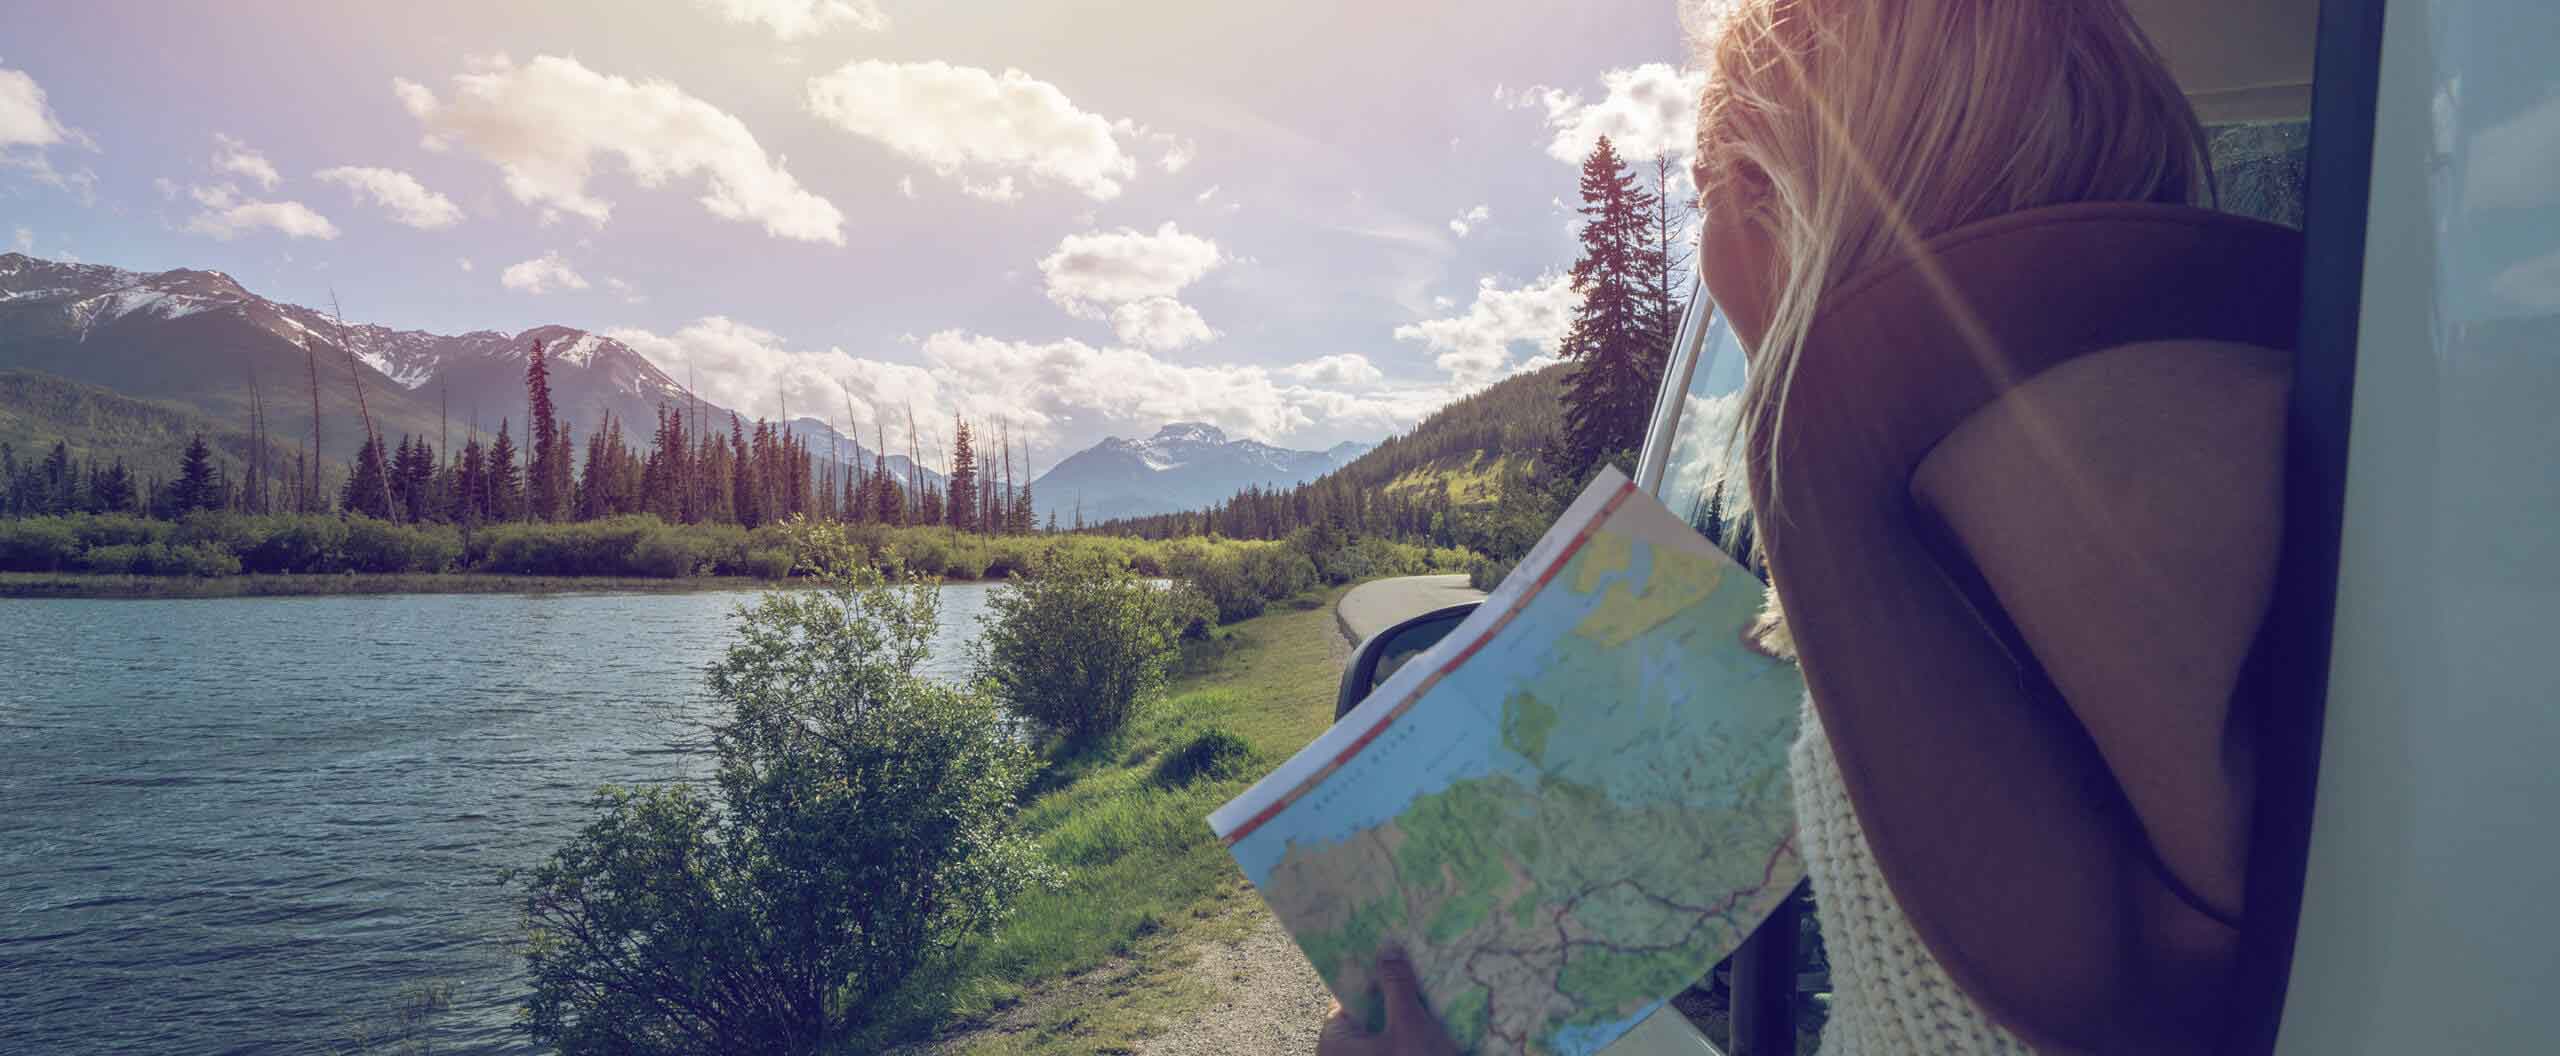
xmin=1762 ymin=584 xmax=2034 ymax=1055
xmin=1791 ymin=703 xmax=2035 ymax=1056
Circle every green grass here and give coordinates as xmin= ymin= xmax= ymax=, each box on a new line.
xmin=855 ymin=590 xmax=1348 ymax=1054
xmin=1382 ymin=452 xmax=1516 ymax=505
xmin=0 ymin=571 xmax=800 ymax=599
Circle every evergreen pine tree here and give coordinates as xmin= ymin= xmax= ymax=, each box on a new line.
xmin=42 ymin=441 xmax=74 ymax=514
xmin=101 ymin=458 xmax=136 ymax=514
xmin=525 ymin=340 xmax=568 ymax=521
xmin=391 ymin=435 xmax=436 ymax=522
xmin=486 ymin=419 xmax=523 ymax=521
xmin=579 ymin=415 xmax=613 ymax=520
xmin=872 ymin=451 xmax=901 ymax=525
xmin=1558 ymin=136 xmax=1665 ymax=476
xmin=454 ymin=435 xmax=487 ymax=523
xmin=731 ymin=415 xmax=759 ymax=529
xmin=164 ymin=433 xmax=223 ymax=516
xmin=946 ymin=417 xmax=978 ymax=531
xmin=341 ymin=434 xmax=395 ymax=519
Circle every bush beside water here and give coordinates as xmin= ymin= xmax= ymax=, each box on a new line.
xmin=510 ymin=540 xmax=1056 ymax=1055
xmin=974 ymin=549 xmax=1188 ymax=742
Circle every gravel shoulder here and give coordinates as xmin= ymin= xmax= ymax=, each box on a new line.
xmin=1133 ymin=903 xmax=1335 ymax=1056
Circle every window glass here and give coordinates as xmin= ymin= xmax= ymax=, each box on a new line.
xmin=2210 ymin=120 xmax=2314 ymax=227
xmin=1649 ymin=307 xmax=1760 ymax=570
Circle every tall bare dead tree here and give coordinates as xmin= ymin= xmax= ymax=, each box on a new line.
xmin=329 ymin=291 xmax=396 ymax=520
xmin=302 ymin=334 xmax=323 ymax=512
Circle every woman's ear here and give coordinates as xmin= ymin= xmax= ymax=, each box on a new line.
xmin=1698 ymin=161 xmax=1783 ymax=353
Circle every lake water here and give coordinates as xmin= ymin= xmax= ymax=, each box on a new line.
xmin=0 ymin=583 xmax=1000 ymax=1055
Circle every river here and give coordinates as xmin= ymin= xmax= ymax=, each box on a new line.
xmin=0 ymin=583 xmax=1001 ymax=1055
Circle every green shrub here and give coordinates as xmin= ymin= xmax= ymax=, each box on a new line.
xmin=975 ymin=548 xmax=1182 ymax=741
xmin=685 ymin=523 xmax=754 ymax=575
xmin=628 ymin=531 xmax=705 ymax=578
xmin=1152 ymin=726 xmax=1254 ymax=787
xmin=76 ymin=542 xmax=148 ymax=574
xmin=1126 ymin=548 xmax=1167 ymax=577
xmin=169 ymin=511 xmax=260 ymax=555
xmin=895 ymin=533 xmax=949 ymax=577
xmin=740 ymin=547 xmax=793 ymax=580
xmin=342 ymin=516 xmax=457 ymax=573
xmin=513 ymin=559 xmax=1052 ymax=1054
xmin=982 ymin=539 xmax=1037 ymax=579
xmin=243 ymin=516 xmax=348 ymax=574
xmin=0 ymin=517 xmax=81 ymax=571
xmin=77 ymin=513 xmax=172 ymax=550
xmin=1468 ymin=554 xmax=1519 ymax=592
xmin=1185 ymin=552 xmax=1265 ymax=623
xmin=1154 ymin=581 xmax=1219 ymax=641
xmin=942 ymin=544 xmax=990 ymax=581
xmin=163 ymin=541 xmax=242 ymax=577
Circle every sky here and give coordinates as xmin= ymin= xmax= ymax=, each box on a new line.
xmin=0 ymin=0 xmax=1704 ymax=472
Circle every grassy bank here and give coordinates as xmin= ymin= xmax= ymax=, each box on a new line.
xmin=855 ymin=588 xmax=1349 ymax=1054
xmin=1 ymin=512 xmax=1467 ymax=602
xmin=0 ymin=570 xmax=802 ymax=599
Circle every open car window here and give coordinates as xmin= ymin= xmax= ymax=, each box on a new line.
xmin=1646 ymin=307 xmax=1758 ymax=570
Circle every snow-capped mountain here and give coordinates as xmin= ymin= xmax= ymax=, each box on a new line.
xmin=777 ymin=417 xmax=946 ymax=494
xmin=1029 ymin=421 xmax=1358 ymax=524
xmin=0 ymin=252 xmax=708 ymax=465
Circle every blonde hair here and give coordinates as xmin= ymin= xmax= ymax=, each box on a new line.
xmin=1687 ymin=0 xmax=2210 ymax=512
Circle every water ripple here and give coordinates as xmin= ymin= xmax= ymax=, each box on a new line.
xmin=0 ymin=583 xmax=995 ymax=1055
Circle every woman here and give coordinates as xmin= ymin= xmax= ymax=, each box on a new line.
xmin=1322 ymin=1 xmax=2298 ymax=1052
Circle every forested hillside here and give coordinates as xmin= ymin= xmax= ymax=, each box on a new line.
xmin=1092 ymin=364 xmax=1573 ymax=562
xmin=1091 ymin=134 xmax=1692 ymax=582
xmin=0 ymin=369 xmax=296 ymax=489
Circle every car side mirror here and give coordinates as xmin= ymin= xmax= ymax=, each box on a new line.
xmin=1334 ymin=603 xmax=1480 ymax=721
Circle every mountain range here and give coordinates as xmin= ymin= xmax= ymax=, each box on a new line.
xmin=0 ymin=253 xmax=952 ymax=492
xmin=0 ymin=252 xmax=1375 ymax=513
xmin=1028 ymin=422 xmax=1368 ymax=524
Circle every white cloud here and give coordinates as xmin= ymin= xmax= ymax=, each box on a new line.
xmin=1038 ymin=221 xmax=1224 ymax=317
xmin=11 ymin=226 xmax=30 ymax=253
xmin=806 ymin=60 xmax=1167 ymax=202
xmin=1507 ymin=63 xmax=1705 ymax=167
xmin=919 ymin=330 xmax=1310 ymax=443
xmin=396 ymin=54 xmax=844 ymax=243
xmin=1158 ymin=136 xmax=1197 ymax=174
xmin=457 ymin=257 xmax=474 ymax=272
xmin=1392 ymin=272 xmax=1576 ymax=386
xmin=0 ymin=67 xmax=71 ymax=150
xmin=2467 ymin=95 xmax=2560 ymax=212
xmin=1109 ymin=296 xmax=1216 ymax=351
xmin=691 ymin=0 xmax=885 ymax=40
xmin=1281 ymin=353 xmax=1386 ymax=386
xmin=184 ymin=184 xmax=339 ymax=240
xmin=960 ymin=174 xmax=1021 ymax=202
xmin=2491 ymin=247 xmax=2560 ymax=312
xmin=501 ymin=251 xmax=589 ymax=293
xmin=0 ymin=64 xmax=93 ymax=192
xmin=898 ymin=174 xmax=917 ymax=198
xmin=211 ymin=133 xmax=279 ymax=190
xmin=607 ymin=318 xmax=1421 ymax=460
xmin=315 ymin=165 xmax=464 ymax=229
xmin=1448 ymin=203 xmax=1490 ymax=237
xmin=606 ymin=276 xmax=645 ymax=304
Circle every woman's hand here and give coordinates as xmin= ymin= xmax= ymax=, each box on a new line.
xmin=1316 ymin=950 xmax=1461 ymax=1056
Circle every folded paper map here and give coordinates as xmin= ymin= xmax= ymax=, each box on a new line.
xmin=1209 ymin=468 xmax=1806 ymax=1055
